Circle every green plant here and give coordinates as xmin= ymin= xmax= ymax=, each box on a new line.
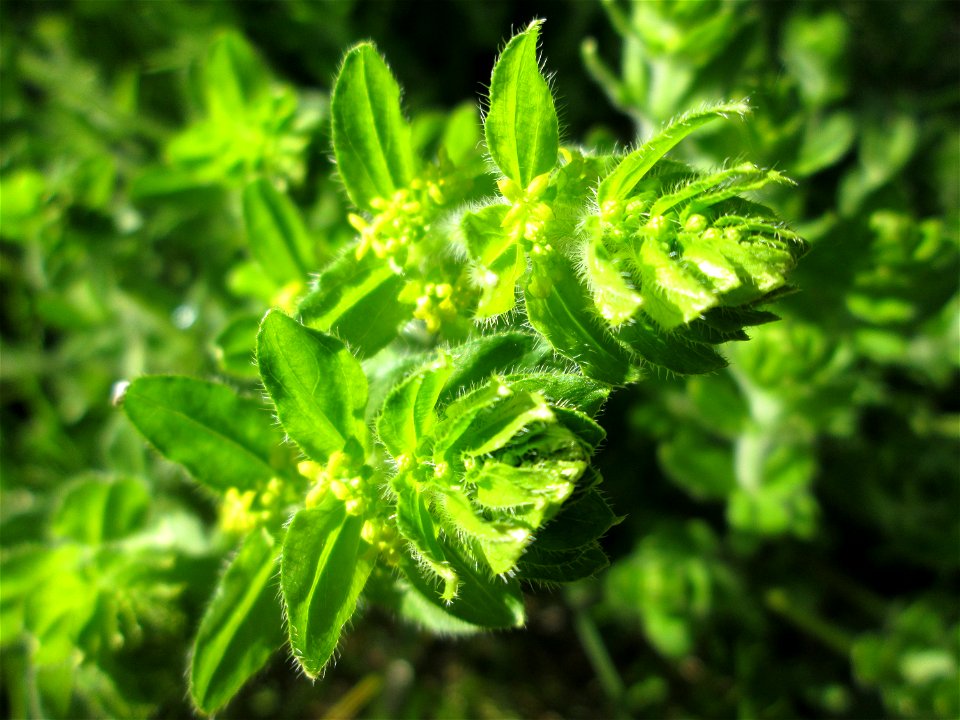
xmin=116 ymin=21 xmax=804 ymax=713
xmin=573 ymin=3 xmax=958 ymax=717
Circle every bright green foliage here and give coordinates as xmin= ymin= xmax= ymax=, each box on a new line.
xmin=189 ymin=529 xmax=284 ymax=714
xmin=161 ymin=31 xmax=318 ymax=188
xmin=2 ymin=2 xmax=954 ymax=719
xmin=604 ymin=521 xmax=729 ymax=657
xmin=122 ymin=377 xmax=290 ymax=493
xmin=596 ymin=100 xmax=749 ymax=204
xmin=1 ymin=476 xmax=205 ymax=719
xmin=281 ymin=500 xmax=375 ymax=678
xmin=102 ymin=20 xmax=808 ymax=711
xmin=242 ymin=179 xmax=314 ymax=286
xmin=1 ymin=1 xmax=954 ymax=718
xmin=257 ymin=310 xmax=369 ymax=462
xmin=580 ymin=3 xmax=958 ymax=718
xmin=485 ymin=20 xmax=559 ymax=190
xmin=331 ymin=43 xmax=415 ymax=211
xmin=50 ymin=476 xmax=150 ymax=546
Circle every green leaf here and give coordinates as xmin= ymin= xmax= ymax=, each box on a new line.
xmin=701 ymin=305 xmax=780 ymax=332
xmin=597 ymin=100 xmax=749 ymax=205
xmin=552 ymin=407 xmax=607 ymax=450
xmin=442 ymin=102 xmax=483 ymax=166
xmin=203 ymin=32 xmax=270 ymax=119
xmin=399 ymin=542 xmax=525 ymax=629
xmin=616 ymin=315 xmax=728 ymax=375
xmin=582 ymin=226 xmax=643 ymax=328
xmin=214 ymin=314 xmax=261 ymax=379
xmin=636 ymin=236 xmax=717 ymax=329
xmin=390 ymin=576 xmax=484 ymax=636
xmin=795 ymin=112 xmax=856 ymax=176
xmin=123 ymin=376 xmax=282 ymax=493
xmin=257 ymin=311 xmax=369 ymax=463
xmin=433 ymin=387 xmax=552 ymax=465
xmin=298 ymin=250 xmax=411 ymax=357
xmin=462 ymin=205 xmax=526 ymax=318
xmin=477 ymin=244 xmax=526 ymax=318
xmin=0 ymin=546 xmax=82 ymax=650
xmin=649 ymin=164 xmax=788 ymax=218
xmin=393 ymin=479 xmax=459 ymax=601
xmin=377 ymin=361 xmax=453 ymax=459
xmin=535 ymin=488 xmax=620 ymax=551
xmin=51 ymin=475 xmax=150 ymax=545
xmin=332 ymin=43 xmax=415 ymax=211
xmin=517 ymin=542 xmax=609 ymax=583
xmin=438 ymin=332 xmax=549 ymax=405
xmin=502 ymin=373 xmax=610 ymax=417
xmin=524 ymin=258 xmax=637 ymax=385
xmin=659 ymin=431 xmax=736 ymax=500
xmin=468 ymin=455 xmax=580 ymax=510
xmin=190 ymin=529 xmax=284 ymax=714
xmin=485 ymin=20 xmax=559 ymax=189
xmin=280 ymin=501 xmax=375 ymax=678
xmin=243 ymin=179 xmax=312 ymax=286
xmin=470 ymin=462 xmax=546 ymax=508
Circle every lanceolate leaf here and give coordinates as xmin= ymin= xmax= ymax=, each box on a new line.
xmin=332 ymin=43 xmax=415 ymax=210
xmin=280 ymin=502 xmax=375 ymax=678
xmin=439 ymin=332 xmax=549 ymax=405
xmin=256 ymin=311 xmax=368 ymax=462
xmin=517 ymin=542 xmax=609 ymax=583
xmin=51 ymin=475 xmax=150 ymax=545
xmin=503 ymin=373 xmax=610 ymax=417
xmin=377 ymin=362 xmax=453 ymax=458
xmin=393 ymin=479 xmax=459 ymax=600
xmin=190 ymin=529 xmax=284 ymax=714
xmin=243 ymin=179 xmax=312 ymax=285
xmin=617 ymin=315 xmax=728 ymax=375
xmin=433 ymin=388 xmax=552 ymax=465
xmin=636 ymin=237 xmax=718 ymax=329
xmin=123 ymin=376 xmax=282 ymax=493
xmin=534 ymin=488 xmax=621 ymax=551
xmin=462 ymin=205 xmax=513 ymax=266
xmin=399 ymin=543 xmax=525 ymax=629
xmin=582 ymin=226 xmax=643 ymax=328
xmin=524 ymin=258 xmax=638 ymax=385
xmin=462 ymin=205 xmax=525 ymax=318
xmin=485 ymin=20 xmax=559 ymax=189
xmin=203 ymin=31 xmax=270 ymax=119
xmin=552 ymin=407 xmax=607 ymax=449
xmin=597 ymin=100 xmax=750 ymax=204
xmin=298 ymin=250 xmax=411 ymax=357
xmin=476 ymin=244 xmax=525 ymax=318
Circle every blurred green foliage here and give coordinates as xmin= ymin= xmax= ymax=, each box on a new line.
xmin=1 ymin=0 xmax=957 ymax=718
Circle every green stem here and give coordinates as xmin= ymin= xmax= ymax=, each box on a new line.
xmin=573 ymin=607 xmax=632 ymax=719
xmin=809 ymin=560 xmax=889 ymax=622
xmin=764 ymin=587 xmax=854 ymax=657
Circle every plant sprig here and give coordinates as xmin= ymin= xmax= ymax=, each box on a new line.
xmin=121 ymin=20 xmax=804 ymax=713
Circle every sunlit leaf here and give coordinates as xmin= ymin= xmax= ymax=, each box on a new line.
xmin=280 ymin=501 xmax=375 ymax=678
xmin=190 ymin=529 xmax=284 ymax=714
xmin=257 ymin=311 xmax=369 ymax=462
xmin=332 ymin=43 xmax=415 ymax=210
xmin=123 ymin=377 xmax=282 ymax=493
xmin=485 ymin=20 xmax=559 ymax=189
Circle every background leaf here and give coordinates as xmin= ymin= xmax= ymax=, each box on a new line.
xmin=243 ymin=179 xmax=313 ymax=286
